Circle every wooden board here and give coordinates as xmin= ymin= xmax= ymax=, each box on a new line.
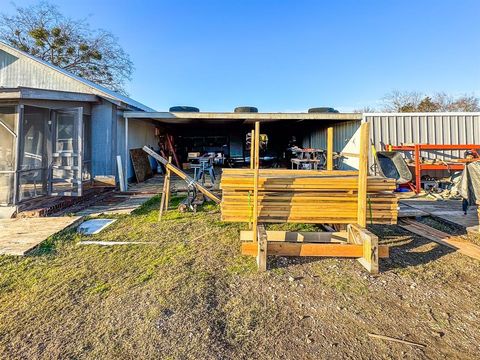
xmin=357 ymin=122 xmax=369 ymax=227
xmin=241 ymin=242 xmax=389 ymax=258
xmin=240 ymin=230 xmax=348 ymax=242
xmin=348 ymin=223 xmax=379 ymax=273
xmin=399 ymin=218 xmax=480 ymax=261
xmin=143 ymin=146 xmax=221 ymax=203
xmin=130 ymin=148 xmax=153 ymax=183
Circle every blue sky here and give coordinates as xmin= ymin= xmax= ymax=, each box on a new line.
xmin=3 ymin=0 xmax=480 ymax=112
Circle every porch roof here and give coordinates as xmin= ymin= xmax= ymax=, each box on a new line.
xmin=123 ymin=111 xmax=362 ymax=125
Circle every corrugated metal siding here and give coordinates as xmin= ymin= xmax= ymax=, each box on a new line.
xmin=302 ymin=120 xmax=360 ymax=152
xmin=303 ymin=114 xmax=479 ymax=158
xmin=366 ymin=113 xmax=480 ymax=161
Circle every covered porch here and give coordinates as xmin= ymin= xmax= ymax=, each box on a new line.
xmin=122 ymin=110 xmax=361 ymax=190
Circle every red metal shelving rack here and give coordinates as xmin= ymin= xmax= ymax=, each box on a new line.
xmin=386 ymin=144 xmax=480 ymax=193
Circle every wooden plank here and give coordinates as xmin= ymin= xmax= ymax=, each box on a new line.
xmin=240 ymin=230 xmax=348 ymax=242
xmin=252 ymin=122 xmax=260 ymax=241
xmin=242 ymin=242 xmax=389 ymax=258
xmin=357 ymin=122 xmax=369 ymax=227
xmin=250 ymin=129 xmax=255 ymax=170
xmin=221 ymin=168 xmax=360 ymax=176
xmin=399 ymin=219 xmax=480 ymax=260
xmin=158 ymin=175 xmax=168 ymax=221
xmin=257 ymin=224 xmax=267 ymax=271
xmin=348 ymin=223 xmax=380 ymax=274
xmin=164 ymin=156 xmax=172 ymax=210
xmin=327 ymin=127 xmax=334 ymax=170
xmin=142 ymin=146 xmax=221 ymax=203
xmin=129 ymin=148 xmax=153 ymax=183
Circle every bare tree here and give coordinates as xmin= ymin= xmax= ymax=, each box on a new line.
xmin=381 ymin=90 xmax=423 ymax=112
xmin=0 ymin=1 xmax=133 ymax=94
xmin=352 ymin=106 xmax=377 ymax=113
xmin=382 ymin=91 xmax=480 ymax=112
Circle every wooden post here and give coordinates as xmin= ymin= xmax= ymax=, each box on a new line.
xmin=250 ymin=129 xmax=255 ymax=170
xmin=327 ymin=127 xmax=334 ymax=170
xmin=347 ymin=224 xmax=379 ymax=274
xmin=252 ymin=122 xmax=260 ymax=242
xmin=357 ymin=122 xmax=369 ymax=228
xmin=257 ymin=224 xmax=267 ymax=271
xmin=158 ymin=176 xmax=168 ymax=221
xmin=164 ymin=156 xmax=172 ymax=210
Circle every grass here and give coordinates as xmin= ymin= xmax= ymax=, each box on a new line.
xmin=0 ymin=195 xmax=479 ymax=359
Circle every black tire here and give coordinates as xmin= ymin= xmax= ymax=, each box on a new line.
xmin=234 ymin=106 xmax=258 ymax=113
xmin=308 ymin=107 xmax=339 ymax=113
xmin=169 ymin=106 xmax=200 ymax=112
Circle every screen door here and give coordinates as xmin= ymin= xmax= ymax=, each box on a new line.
xmin=49 ymin=108 xmax=83 ymax=196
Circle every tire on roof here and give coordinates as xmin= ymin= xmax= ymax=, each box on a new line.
xmin=308 ymin=107 xmax=339 ymax=113
xmin=234 ymin=106 xmax=258 ymax=113
xmin=169 ymin=106 xmax=200 ymax=112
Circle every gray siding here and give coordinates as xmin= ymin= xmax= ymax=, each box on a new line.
xmin=91 ymin=102 xmax=117 ymax=177
xmin=116 ymin=117 xmax=158 ymax=181
xmin=0 ymin=49 xmax=96 ymax=94
xmin=303 ymin=113 xmax=480 ymax=161
xmin=302 ymin=120 xmax=359 ymax=152
xmin=365 ymin=113 xmax=480 ymax=161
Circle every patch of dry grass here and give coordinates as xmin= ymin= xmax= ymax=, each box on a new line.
xmin=0 ymin=196 xmax=479 ymax=359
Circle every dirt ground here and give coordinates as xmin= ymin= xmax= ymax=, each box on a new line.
xmin=0 ymin=196 xmax=479 ymax=359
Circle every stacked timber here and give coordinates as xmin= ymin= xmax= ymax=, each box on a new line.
xmin=220 ymin=169 xmax=398 ymax=224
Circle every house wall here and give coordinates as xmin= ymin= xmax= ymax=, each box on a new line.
xmin=302 ymin=120 xmax=359 ymax=153
xmin=116 ymin=117 xmax=158 ymax=181
xmin=0 ymin=48 xmax=96 ymax=94
xmin=90 ymin=101 xmax=117 ymax=178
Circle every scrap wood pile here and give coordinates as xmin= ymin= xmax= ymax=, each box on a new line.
xmin=220 ymin=169 xmax=398 ymax=224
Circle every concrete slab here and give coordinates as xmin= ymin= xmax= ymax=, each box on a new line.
xmin=0 ymin=216 xmax=82 ymax=255
xmin=401 ymin=199 xmax=479 ymax=232
xmin=75 ymin=194 xmax=153 ymax=216
xmin=398 ymin=203 xmax=429 ymax=218
xmin=77 ymin=219 xmax=116 ymax=235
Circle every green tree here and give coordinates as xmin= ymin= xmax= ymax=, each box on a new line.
xmin=0 ymin=1 xmax=133 ymax=94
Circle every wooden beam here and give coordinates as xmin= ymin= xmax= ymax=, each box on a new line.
xmin=240 ymin=230 xmax=348 ymax=243
xmin=347 ymin=223 xmax=379 ymax=273
xmin=242 ymin=242 xmax=388 ymax=258
xmin=250 ymin=129 xmax=255 ymax=170
xmin=327 ymin=127 xmax=334 ymax=170
xmin=357 ymin=122 xmax=369 ymax=227
xmin=399 ymin=218 xmax=480 ymax=261
xmin=252 ymin=122 xmax=260 ymax=241
xmin=164 ymin=156 xmax=172 ymax=210
xmin=158 ymin=175 xmax=168 ymax=221
xmin=257 ymin=224 xmax=267 ymax=271
xmin=142 ymin=146 xmax=221 ymax=203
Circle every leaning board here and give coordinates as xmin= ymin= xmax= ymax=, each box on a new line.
xmin=130 ymin=148 xmax=153 ymax=183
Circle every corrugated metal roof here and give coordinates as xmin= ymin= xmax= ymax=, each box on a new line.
xmin=0 ymin=41 xmax=155 ymax=112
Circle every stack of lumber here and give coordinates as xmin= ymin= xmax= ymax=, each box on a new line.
xmin=220 ymin=169 xmax=398 ymax=224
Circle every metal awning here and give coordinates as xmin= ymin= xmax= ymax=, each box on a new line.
xmin=123 ymin=111 xmax=362 ymax=125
